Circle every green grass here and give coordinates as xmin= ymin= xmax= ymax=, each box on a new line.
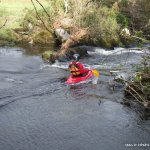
xmin=0 ymin=0 xmax=47 ymax=29
xmin=0 ymin=0 xmax=48 ymax=45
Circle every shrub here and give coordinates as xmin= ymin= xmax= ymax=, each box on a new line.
xmin=0 ymin=7 xmax=9 ymax=17
xmin=21 ymin=7 xmax=55 ymax=31
xmin=0 ymin=29 xmax=17 ymax=42
xmin=76 ymin=7 xmax=120 ymax=48
xmin=121 ymin=0 xmax=128 ymax=6
xmin=125 ymin=53 xmax=150 ymax=106
xmin=116 ymin=13 xmax=130 ymax=27
xmin=21 ymin=9 xmax=39 ymax=29
xmin=33 ymin=30 xmax=55 ymax=45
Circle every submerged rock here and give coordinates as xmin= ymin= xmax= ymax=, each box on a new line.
xmin=57 ymin=47 xmax=88 ymax=62
xmin=42 ymin=47 xmax=88 ymax=63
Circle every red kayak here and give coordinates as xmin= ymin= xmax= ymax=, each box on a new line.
xmin=66 ymin=69 xmax=94 ymax=85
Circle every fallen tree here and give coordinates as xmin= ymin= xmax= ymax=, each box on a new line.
xmin=56 ymin=28 xmax=88 ymax=57
xmin=124 ymin=49 xmax=150 ymax=108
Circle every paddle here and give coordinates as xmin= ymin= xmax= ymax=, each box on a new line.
xmin=92 ymin=69 xmax=100 ymax=77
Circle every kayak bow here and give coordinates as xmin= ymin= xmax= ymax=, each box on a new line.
xmin=66 ymin=69 xmax=94 ymax=85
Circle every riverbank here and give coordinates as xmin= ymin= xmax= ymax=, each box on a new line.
xmin=0 ymin=0 xmax=150 ymax=49
xmin=124 ymin=47 xmax=150 ymax=108
xmin=0 ymin=0 xmax=49 ymax=46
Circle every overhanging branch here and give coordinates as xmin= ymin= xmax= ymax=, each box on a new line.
xmin=30 ymin=0 xmax=53 ymax=33
xmin=34 ymin=0 xmax=51 ymax=21
xmin=0 ymin=19 xmax=7 ymax=29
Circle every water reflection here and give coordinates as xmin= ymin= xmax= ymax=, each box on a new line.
xmin=21 ymin=44 xmax=58 ymax=56
xmin=65 ymin=83 xmax=105 ymax=107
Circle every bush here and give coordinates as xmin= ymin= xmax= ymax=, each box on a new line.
xmin=121 ymin=0 xmax=128 ymax=6
xmin=116 ymin=13 xmax=130 ymax=27
xmin=126 ymin=52 xmax=150 ymax=105
xmin=21 ymin=9 xmax=40 ymax=30
xmin=0 ymin=29 xmax=17 ymax=42
xmin=21 ymin=7 xmax=55 ymax=31
xmin=76 ymin=7 xmax=120 ymax=48
xmin=135 ymin=31 xmax=144 ymax=38
xmin=0 ymin=7 xmax=9 ymax=17
xmin=33 ymin=30 xmax=55 ymax=45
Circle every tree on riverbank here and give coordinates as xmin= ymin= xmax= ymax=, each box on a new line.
xmin=0 ymin=0 xmax=149 ymax=47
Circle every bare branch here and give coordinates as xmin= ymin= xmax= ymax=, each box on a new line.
xmin=30 ymin=0 xmax=53 ymax=33
xmin=0 ymin=19 xmax=7 ymax=29
xmin=128 ymin=85 xmax=145 ymax=102
xmin=125 ymin=89 xmax=144 ymax=105
xmin=85 ymin=0 xmax=93 ymax=7
xmin=34 ymin=0 xmax=51 ymax=21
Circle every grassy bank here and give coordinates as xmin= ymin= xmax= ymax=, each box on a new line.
xmin=0 ymin=0 xmax=149 ymax=47
xmin=0 ymin=0 xmax=33 ymax=29
xmin=0 ymin=0 xmax=49 ymax=45
xmin=0 ymin=0 xmax=31 ymax=45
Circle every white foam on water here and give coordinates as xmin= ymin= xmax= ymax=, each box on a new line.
xmin=40 ymin=61 xmax=68 ymax=70
xmin=88 ymin=47 xmax=144 ymax=56
xmin=92 ymin=77 xmax=99 ymax=85
xmin=40 ymin=64 xmax=51 ymax=70
xmin=51 ymin=60 xmax=68 ymax=69
xmin=92 ymin=64 xmax=122 ymax=70
xmin=51 ymin=63 xmax=68 ymax=70
xmin=5 ymin=78 xmax=15 ymax=82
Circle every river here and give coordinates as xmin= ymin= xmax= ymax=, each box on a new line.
xmin=0 ymin=46 xmax=150 ymax=150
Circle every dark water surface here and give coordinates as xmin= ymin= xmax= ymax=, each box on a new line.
xmin=0 ymin=46 xmax=150 ymax=150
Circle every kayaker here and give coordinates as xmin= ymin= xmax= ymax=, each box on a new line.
xmin=69 ymin=54 xmax=89 ymax=77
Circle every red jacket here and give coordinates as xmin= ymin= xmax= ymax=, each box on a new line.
xmin=69 ymin=61 xmax=89 ymax=76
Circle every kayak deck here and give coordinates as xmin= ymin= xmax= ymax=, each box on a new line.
xmin=66 ymin=70 xmax=94 ymax=85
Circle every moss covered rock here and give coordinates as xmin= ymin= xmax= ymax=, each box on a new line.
xmin=42 ymin=50 xmax=56 ymax=63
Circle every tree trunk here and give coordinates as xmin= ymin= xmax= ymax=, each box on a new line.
xmin=64 ymin=0 xmax=69 ymax=15
xmin=57 ymin=28 xmax=88 ymax=57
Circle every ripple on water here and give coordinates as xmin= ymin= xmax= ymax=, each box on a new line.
xmin=0 ymin=46 xmax=150 ymax=150
xmin=5 ymin=78 xmax=23 ymax=84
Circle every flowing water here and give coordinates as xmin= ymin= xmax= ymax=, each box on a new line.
xmin=0 ymin=46 xmax=150 ymax=150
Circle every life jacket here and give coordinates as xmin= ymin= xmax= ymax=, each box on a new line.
xmin=69 ymin=63 xmax=81 ymax=76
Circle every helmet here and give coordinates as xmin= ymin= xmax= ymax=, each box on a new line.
xmin=73 ymin=54 xmax=80 ymax=61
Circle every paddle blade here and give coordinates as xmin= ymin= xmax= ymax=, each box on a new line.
xmin=92 ymin=70 xmax=100 ymax=77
